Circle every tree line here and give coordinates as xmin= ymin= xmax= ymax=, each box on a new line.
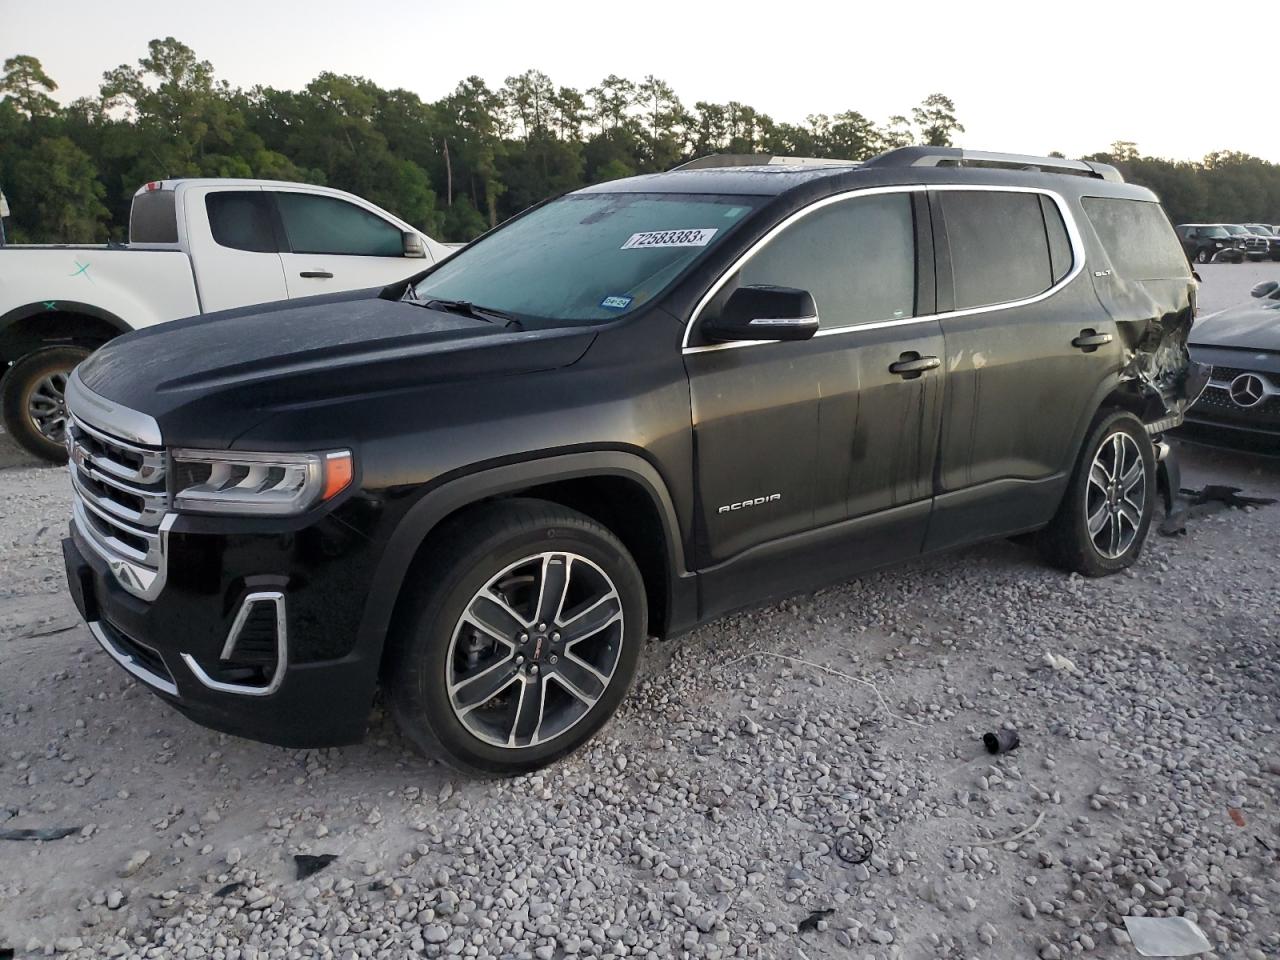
xmin=0 ymin=39 xmax=1277 ymax=246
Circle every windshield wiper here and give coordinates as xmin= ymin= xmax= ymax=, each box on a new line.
xmin=417 ymin=297 xmax=522 ymax=329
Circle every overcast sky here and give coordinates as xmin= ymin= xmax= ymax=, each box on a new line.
xmin=6 ymin=0 xmax=1277 ymax=163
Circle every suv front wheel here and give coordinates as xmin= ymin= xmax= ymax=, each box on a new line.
xmin=386 ymin=499 xmax=646 ymax=775
xmin=1038 ymin=410 xmax=1156 ymax=577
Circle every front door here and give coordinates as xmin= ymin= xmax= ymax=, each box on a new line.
xmin=685 ymin=189 xmax=944 ymax=617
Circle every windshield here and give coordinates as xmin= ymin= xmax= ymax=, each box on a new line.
xmin=413 ymin=193 xmax=762 ymax=323
xmin=1247 ymin=225 xmax=1274 ymax=235
xmin=1223 ymin=225 xmax=1249 ymax=235
xmin=1201 ymin=226 xmax=1230 ymax=238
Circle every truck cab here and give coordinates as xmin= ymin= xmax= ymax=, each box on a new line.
xmin=1 ymin=178 xmax=454 ymax=461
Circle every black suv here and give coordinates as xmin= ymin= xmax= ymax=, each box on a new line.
xmin=1175 ymin=223 xmax=1246 ymax=264
xmin=61 ymin=147 xmax=1208 ymax=774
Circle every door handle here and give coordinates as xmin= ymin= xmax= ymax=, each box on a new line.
xmin=1072 ymin=330 xmax=1113 ymax=351
xmin=299 ymin=270 xmax=333 ymax=279
xmin=888 ymin=353 xmax=941 ymax=378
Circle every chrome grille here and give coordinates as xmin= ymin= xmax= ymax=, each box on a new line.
xmin=69 ymin=414 xmax=168 ymax=563
xmin=65 ymin=372 xmax=171 ymax=600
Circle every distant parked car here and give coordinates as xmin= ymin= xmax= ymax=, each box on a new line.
xmin=1175 ymin=224 xmax=1245 ymax=264
xmin=1182 ymin=280 xmax=1280 ymax=451
xmin=1242 ymin=223 xmax=1280 ymax=261
xmin=1221 ymin=224 xmax=1270 ymax=261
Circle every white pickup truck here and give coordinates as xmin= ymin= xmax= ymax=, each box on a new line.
xmin=0 ymin=178 xmax=457 ymax=461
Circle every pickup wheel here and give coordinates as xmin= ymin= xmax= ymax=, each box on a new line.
xmin=1038 ymin=411 xmax=1156 ymax=577
xmin=2 ymin=347 xmax=90 ymax=463
xmin=386 ymin=498 xmax=646 ymax=776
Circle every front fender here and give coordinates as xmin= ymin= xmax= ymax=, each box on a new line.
xmin=354 ymin=451 xmax=692 ymax=669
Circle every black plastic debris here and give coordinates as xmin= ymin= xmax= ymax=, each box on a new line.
xmin=798 ymin=907 xmax=834 ymax=932
xmin=983 ymin=729 xmax=1020 ymax=755
xmin=215 ymin=881 xmax=246 ymax=898
xmin=1160 ymin=485 xmax=1276 ymax=537
xmin=0 ymin=826 xmax=81 ymax=841
xmin=294 ymin=853 xmax=338 ymax=880
xmin=835 ymin=830 xmax=873 ymax=865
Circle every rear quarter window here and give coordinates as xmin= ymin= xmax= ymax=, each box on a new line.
xmin=129 ymin=190 xmax=178 ymax=244
xmin=1083 ymin=198 xmax=1191 ymax=280
xmin=206 ymin=192 xmax=278 ymax=253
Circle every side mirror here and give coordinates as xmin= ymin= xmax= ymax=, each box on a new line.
xmin=1250 ymin=280 xmax=1280 ymax=299
xmin=702 ymin=285 xmax=819 ymax=343
xmin=402 ymin=231 xmax=427 ymax=258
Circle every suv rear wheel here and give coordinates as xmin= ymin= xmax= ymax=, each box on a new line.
xmin=386 ymin=499 xmax=646 ymax=775
xmin=2 ymin=346 xmax=91 ymax=464
xmin=1038 ymin=410 xmax=1156 ymax=577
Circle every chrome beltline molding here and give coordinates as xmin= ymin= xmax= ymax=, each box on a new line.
xmin=681 ymin=183 xmax=1089 ymax=355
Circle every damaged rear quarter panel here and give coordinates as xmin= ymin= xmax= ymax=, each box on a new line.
xmin=1082 ymin=207 xmax=1212 ymax=424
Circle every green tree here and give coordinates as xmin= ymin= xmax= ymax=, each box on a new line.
xmin=1 ymin=54 xmax=59 ymax=118
xmin=10 ymin=136 xmax=110 ymax=241
xmin=912 ymin=93 xmax=964 ymax=147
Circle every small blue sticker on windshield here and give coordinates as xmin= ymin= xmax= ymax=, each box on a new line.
xmin=600 ymin=295 xmax=633 ymax=310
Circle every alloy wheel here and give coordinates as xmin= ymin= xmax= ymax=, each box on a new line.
xmin=446 ymin=552 xmax=624 ymax=749
xmin=1086 ymin=432 xmax=1146 ymax=559
xmin=27 ymin=371 xmax=70 ymax=444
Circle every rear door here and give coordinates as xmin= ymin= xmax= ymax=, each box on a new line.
xmin=183 ymin=186 xmax=289 ymax=313
xmin=686 ymin=189 xmax=944 ymax=616
xmin=271 ymin=189 xmax=425 ymax=296
xmin=924 ymin=187 xmax=1116 ymax=551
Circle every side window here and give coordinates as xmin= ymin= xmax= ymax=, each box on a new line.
xmin=941 ymin=191 xmax=1055 ymax=310
xmin=274 ymin=193 xmax=404 ymax=257
xmin=205 ymin=192 xmax=277 ymax=253
xmin=1082 ymin=197 xmax=1192 ymax=280
xmin=732 ymin=193 xmax=915 ymax=330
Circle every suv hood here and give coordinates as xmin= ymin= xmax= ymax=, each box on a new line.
xmin=76 ymin=290 xmax=596 ymax=447
xmin=1190 ymin=298 xmax=1280 ymax=352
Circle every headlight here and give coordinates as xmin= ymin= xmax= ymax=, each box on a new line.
xmin=171 ymin=449 xmax=353 ymax=516
xmin=1215 ymin=242 xmax=1224 ymax=248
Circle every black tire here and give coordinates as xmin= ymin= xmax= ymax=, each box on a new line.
xmin=385 ymin=498 xmax=647 ymax=776
xmin=1 ymin=347 xmax=90 ymax=464
xmin=1038 ymin=410 xmax=1156 ymax=577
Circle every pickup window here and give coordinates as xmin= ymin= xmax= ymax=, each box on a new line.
xmin=275 ymin=193 xmax=403 ymax=257
xmin=130 ymin=189 xmax=179 ymax=244
xmin=207 ymin=192 xmax=278 ymax=253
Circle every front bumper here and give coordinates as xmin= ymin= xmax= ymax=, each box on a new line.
xmin=62 ymin=509 xmax=383 ymax=748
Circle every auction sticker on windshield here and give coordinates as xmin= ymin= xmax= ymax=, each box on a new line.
xmin=621 ymin=228 xmax=718 ymax=250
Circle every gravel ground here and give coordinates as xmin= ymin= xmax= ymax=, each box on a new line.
xmin=2 ymin=275 xmax=1279 ymax=959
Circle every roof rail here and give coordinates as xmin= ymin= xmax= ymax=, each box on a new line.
xmin=862 ymin=146 xmax=1124 ymax=183
xmin=673 ymin=154 xmax=859 ymax=171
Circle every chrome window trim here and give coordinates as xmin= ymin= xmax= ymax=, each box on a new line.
xmin=681 ymin=183 xmax=1086 ymax=355
xmin=182 ymin=591 xmax=288 ymax=697
xmin=89 ymin=621 xmax=179 ymax=697
xmin=66 ymin=368 xmax=163 ymax=447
